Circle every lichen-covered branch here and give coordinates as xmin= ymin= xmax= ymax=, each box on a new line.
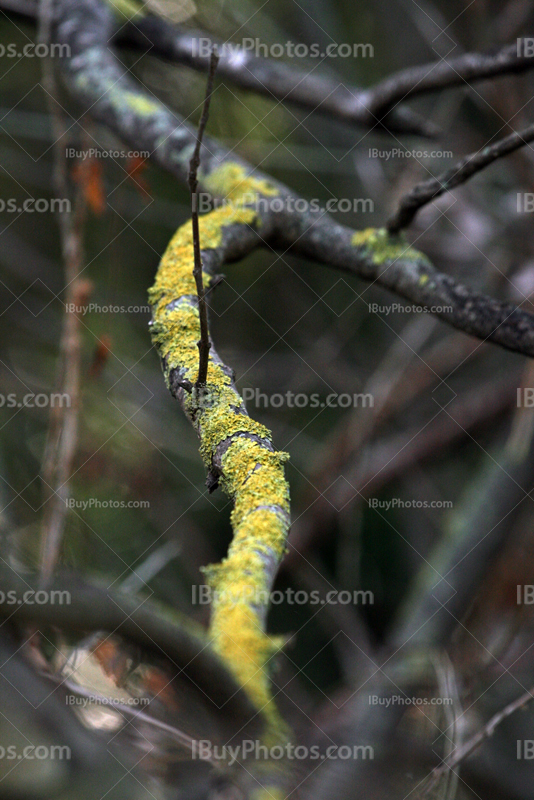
xmin=53 ymin=0 xmax=534 ymax=359
xmin=148 ymin=184 xmax=291 ymax=742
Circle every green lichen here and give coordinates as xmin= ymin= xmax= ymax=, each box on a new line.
xmin=148 ymin=187 xmax=291 ymax=746
xmin=352 ymin=227 xmax=429 ymax=266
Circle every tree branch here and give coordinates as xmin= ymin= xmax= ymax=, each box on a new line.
xmin=0 ymin=566 xmax=257 ymax=726
xmin=0 ymin=0 xmax=437 ymax=137
xmin=117 ymin=14 xmax=437 ymax=138
xmin=388 ymin=120 xmax=534 ymax=233
xmin=148 ymin=191 xmax=291 ymax=743
xmin=361 ymin=41 xmax=534 ymax=116
xmin=38 ymin=0 xmax=89 ymax=584
xmin=425 ymin=685 xmax=534 ymax=791
xmin=52 ymin=0 xmax=534 ymax=359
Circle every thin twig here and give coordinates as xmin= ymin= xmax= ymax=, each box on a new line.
xmin=44 ymin=675 xmax=218 ymax=764
xmin=424 ymin=686 xmax=534 ymax=791
xmin=388 ymin=120 xmax=534 ymax=232
xmin=188 ymin=48 xmax=218 ymax=389
xmin=38 ymin=0 xmax=88 ymax=584
xmin=430 ymin=653 xmax=462 ymax=800
xmin=365 ymin=42 xmax=534 ymax=116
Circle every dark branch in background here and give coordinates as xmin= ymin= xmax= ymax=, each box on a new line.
xmin=125 ymin=22 xmax=534 ymax=137
xmin=308 ymin=401 xmax=534 ymax=799
xmin=189 ymin=48 xmax=218 ymax=389
xmin=425 ymin=684 xmax=534 ymax=793
xmin=0 ymin=632 xmax=148 ymax=800
xmin=362 ymin=42 xmax=534 ymax=116
xmin=388 ymin=119 xmax=534 ymax=233
xmin=118 ymin=15 xmax=437 ymax=138
xmin=50 ymin=0 xmax=534 ymax=359
xmin=5 ymin=1 xmax=534 ymax=139
xmin=38 ymin=0 xmax=88 ymax=583
xmin=286 ymin=372 xmax=516 ymax=570
xmin=0 ymin=567 xmax=257 ymax=725
xmin=391 ymin=421 xmax=534 ymax=650
xmin=0 ymin=0 xmax=437 ymax=137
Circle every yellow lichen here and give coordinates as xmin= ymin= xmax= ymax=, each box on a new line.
xmin=203 ymin=161 xmax=280 ymax=204
xmin=148 ymin=174 xmax=290 ymax=746
xmin=251 ymin=791 xmax=286 ymax=800
xmin=105 ymin=0 xmax=146 ymax=20
xmin=352 ymin=227 xmax=430 ymax=266
xmin=123 ymin=92 xmax=163 ymax=116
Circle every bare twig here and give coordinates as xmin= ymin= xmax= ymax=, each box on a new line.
xmin=363 ymin=42 xmax=534 ymax=117
xmin=39 ymin=279 xmax=90 ymax=582
xmin=388 ymin=120 xmax=534 ymax=233
xmin=38 ymin=0 xmax=88 ymax=583
xmin=430 ymin=653 xmax=462 ymax=800
xmin=188 ymin=48 xmax=218 ymax=389
xmin=45 ymin=675 xmax=217 ymax=763
xmin=425 ymin=686 xmax=534 ymax=791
